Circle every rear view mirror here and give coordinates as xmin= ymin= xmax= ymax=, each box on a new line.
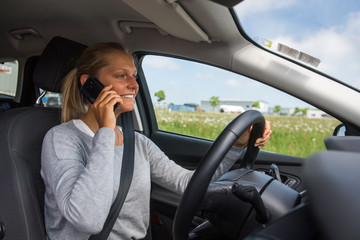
xmin=333 ymin=123 xmax=346 ymax=136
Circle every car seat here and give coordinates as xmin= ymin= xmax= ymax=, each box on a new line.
xmin=0 ymin=36 xmax=86 ymax=240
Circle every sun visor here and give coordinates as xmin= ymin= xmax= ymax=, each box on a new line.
xmin=121 ymin=0 xmax=211 ymax=43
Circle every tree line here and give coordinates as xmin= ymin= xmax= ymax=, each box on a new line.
xmin=155 ymin=91 xmax=309 ymax=116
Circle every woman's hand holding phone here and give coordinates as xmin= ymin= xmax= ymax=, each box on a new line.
xmin=80 ymin=77 xmax=121 ymax=130
xmin=91 ymin=85 xmax=122 ymax=129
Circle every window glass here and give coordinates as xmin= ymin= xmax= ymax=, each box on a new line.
xmin=42 ymin=91 xmax=62 ymax=108
xmin=234 ymin=0 xmax=360 ymax=90
xmin=142 ymin=55 xmax=340 ymax=157
xmin=0 ymin=60 xmax=18 ymax=98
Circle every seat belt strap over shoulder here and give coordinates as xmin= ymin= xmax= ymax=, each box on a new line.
xmin=89 ymin=111 xmax=135 ymax=240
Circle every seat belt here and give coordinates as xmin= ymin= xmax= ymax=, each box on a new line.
xmin=89 ymin=111 xmax=135 ymax=240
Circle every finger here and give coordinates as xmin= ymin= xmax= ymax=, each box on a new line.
xmin=261 ymin=130 xmax=272 ymax=140
xmin=93 ymin=84 xmax=114 ymax=99
xmin=255 ymin=140 xmax=269 ymax=148
xmin=99 ymin=94 xmax=122 ymax=109
xmin=262 ymin=121 xmax=271 ymax=137
xmin=256 ymin=132 xmax=271 ymax=144
xmin=255 ymin=132 xmax=271 ymax=147
xmin=95 ymin=90 xmax=119 ymax=106
xmin=108 ymin=96 xmax=122 ymax=109
xmin=97 ymin=89 xmax=117 ymax=102
xmin=255 ymin=138 xmax=268 ymax=146
xmin=97 ymin=84 xmax=113 ymax=97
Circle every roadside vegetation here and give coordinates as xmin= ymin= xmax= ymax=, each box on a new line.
xmin=155 ymin=109 xmax=340 ymax=157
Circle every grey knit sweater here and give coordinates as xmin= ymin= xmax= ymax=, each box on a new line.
xmin=40 ymin=120 xmax=243 ymax=239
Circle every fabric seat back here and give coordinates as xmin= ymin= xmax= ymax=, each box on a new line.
xmin=0 ymin=36 xmax=86 ymax=240
xmin=0 ymin=107 xmax=61 ymax=239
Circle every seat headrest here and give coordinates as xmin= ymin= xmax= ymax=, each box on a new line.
xmin=33 ymin=36 xmax=87 ymax=93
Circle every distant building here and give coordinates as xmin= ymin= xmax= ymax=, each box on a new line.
xmin=268 ymin=107 xmax=331 ymax=118
xmin=268 ymin=107 xmax=293 ymax=116
xmin=306 ymin=109 xmax=330 ymax=118
xmin=201 ymin=99 xmax=268 ymax=114
xmin=168 ymin=104 xmax=196 ymax=112
xmin=219 ymin=105 xmax=245 ymax=113
xmin=184 ymin=103 xmax=198 ymax=108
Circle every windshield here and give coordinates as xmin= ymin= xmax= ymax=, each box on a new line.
xmin=234 ymin=0 xmax=360 ymax=90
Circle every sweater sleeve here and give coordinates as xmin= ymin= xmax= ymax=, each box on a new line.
xmin=41 ymin=126 xmax=116 ymax=234
xmin=147 ymin=137 xmax=244 ymax=194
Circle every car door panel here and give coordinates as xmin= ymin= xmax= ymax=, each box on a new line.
xmin=151 ymin=130 xmax=305 ymax=185
xmin=150 ymin=129 xmax=306 ymax=210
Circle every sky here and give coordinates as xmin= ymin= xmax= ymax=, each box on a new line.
xmin=236 ymin=0 xmax=360 ymax=89
xmin=141 ymin=0 xmax=360 ymax=109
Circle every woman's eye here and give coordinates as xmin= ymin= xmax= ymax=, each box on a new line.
xmin=116 ymin=74 xmax=137 ymax=80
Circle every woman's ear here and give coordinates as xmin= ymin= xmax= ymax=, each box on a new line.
xmin=80 ymin=74 xmax=89 ymax=86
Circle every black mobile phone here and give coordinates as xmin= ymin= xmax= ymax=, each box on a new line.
xmin=80 ymin=77 xmax=119 ymax=111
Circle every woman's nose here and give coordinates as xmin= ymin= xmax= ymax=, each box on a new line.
xmin=128 ymin=76 xmax=139 ymax=90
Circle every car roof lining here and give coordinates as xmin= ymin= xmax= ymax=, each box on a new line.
xmin=122 ymin=0 xmax=211 ymax=43
xmin=0 ymin=0 xmax=245 ymax=60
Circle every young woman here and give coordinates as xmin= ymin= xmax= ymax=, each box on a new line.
xmin=41 ymin=42 xmax=271 ymax=240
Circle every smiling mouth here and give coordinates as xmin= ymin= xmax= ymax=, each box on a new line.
xmin=120 ymin=94 xmax=134 ymax=99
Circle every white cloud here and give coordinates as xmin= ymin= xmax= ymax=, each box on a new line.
xmin=269 ymin=11 xmax=360 ymax=88
xmin=235 ymin=0 xmax=297 ymax=18
xmin=272 ymin=29 xmax=354 ymax=72
xmin=345 ymin=12 xmax=360 ymax=40
xmin=143 ymin=56 xmax=180 ymax=70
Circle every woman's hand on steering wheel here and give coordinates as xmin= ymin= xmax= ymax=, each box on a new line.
xmin=234 ymin=120 xmax=272 ymax=149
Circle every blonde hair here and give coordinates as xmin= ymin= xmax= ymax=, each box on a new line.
xmin=61 ymin=42 xmax=129 ymax=122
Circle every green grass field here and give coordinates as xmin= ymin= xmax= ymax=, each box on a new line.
xmin=155 ymin=109 xmax=340 ymax=158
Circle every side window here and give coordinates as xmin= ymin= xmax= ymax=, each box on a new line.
xmin=142 ymin=55 xmax=340 ymax=157
xmin=42 ymin=91 xmax=62 ymax=108
xmin=0 ymin=60 xmax=19 ymax=98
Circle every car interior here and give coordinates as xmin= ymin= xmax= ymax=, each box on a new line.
xmin=1 ymin=0 xmax=360 ymax=240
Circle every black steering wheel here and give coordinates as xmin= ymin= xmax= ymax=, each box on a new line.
xmin=173 ymin=110 xmax=265 ymax=240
